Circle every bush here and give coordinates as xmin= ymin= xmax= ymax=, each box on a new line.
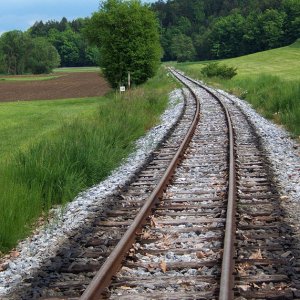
xmin=27 ymin=38 xmax=60 ymax=74
xmin=201 ymin=62 xmax=237 ymax=79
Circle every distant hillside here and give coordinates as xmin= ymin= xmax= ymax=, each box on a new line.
xmin=180 ymin=40 xmax=300 ymax=81
xmin=177 ymin=40 xmax=300 ymax=137
xmin=219 ymin=39 xmax=300 ymax=80
xmin=152 ymin=0 xmax=300 ymax=62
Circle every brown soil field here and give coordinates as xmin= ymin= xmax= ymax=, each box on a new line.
xmin=0 ymin=72 xmax=111 ymax=102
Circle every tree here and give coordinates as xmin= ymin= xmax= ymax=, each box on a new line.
xmin=28 ymin=17 xmax=99 ymax=67
xmin=176 ymin=16 xmax=192 ymax=35
xmin=282 ymin=0 xmax=300 ymax=44
xmin=26 ymin=38 xmax=60 ymax=74
xmin=85 ymin=0 xmax=162 ymax=88
xmin=193 ymin=30 xmax=213 ymax=60
xmin=0 ymin=31 xmax=31 ymax=74
xmin=150 ymin=0 xmax=294 ymax=61
xmin=171 ymin=33 xmax=196 ymax=62
xmin=242 ymin=12 xmax=263 ymax=54
xmin=209 ymin=13 xmax=246 ymax=58
xmin=48 ymin=29 xmax=81 ymax=67
xmin=259 ymin=9 xmax=286 ymax=49
xmin=160 ymin=26 xmax=181 ymax=61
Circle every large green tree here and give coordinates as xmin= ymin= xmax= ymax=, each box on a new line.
xmin=29 ymin=17 xmax=100 ymax=67
xmin=26 ymin=38 xmax=60 ymax=74
xmin=171 ymin=33 xmax=196 ymax=62
xmin=260 ymin=9 xmax=286 ymax=49
xmin=48 ymin=29 xmax=80 ymax=67
xmin=209 ymin=13 xmax=246 ymax=58
xmin=282 ymin=0 xmax=300 ymax=44
xmin=85 ymin=0 xmax=162 ymax=88
xmin=0 ymin=31 xmax=60 ymax=75
xmin=0 ymin=31 xmax=31 ymax=74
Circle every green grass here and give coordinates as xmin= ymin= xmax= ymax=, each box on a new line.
xmin=54 ymin=66 xmax=100 ymax=73
xmin=0 ymin=75 xmax=60 ymax=82
xmin=0 ymin=97 xmax=105 ymax=161
xmin=0 ymin=68 xmax=178 ymax=253
xmin=177 ymin=40 xmax=300 ymax=137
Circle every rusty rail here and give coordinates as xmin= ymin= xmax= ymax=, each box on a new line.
xmin=172 ymin=69 xmax=236 ymax=300
xmin=80 ymin=73 xmax=200 ymax=300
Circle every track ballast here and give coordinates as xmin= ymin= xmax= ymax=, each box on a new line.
xmin=8 ymin=70 xmax=300 ymax=300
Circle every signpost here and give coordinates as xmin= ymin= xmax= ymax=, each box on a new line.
xmin=128 ymin=71 xmax=131 ymax=89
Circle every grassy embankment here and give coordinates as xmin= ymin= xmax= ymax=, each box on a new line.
xmin=177 ymin=40 xmax=300 ymax=137
xmin=0 ymin=68 xmax=178 ymax=253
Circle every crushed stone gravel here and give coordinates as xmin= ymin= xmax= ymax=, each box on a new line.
xmin=207 ymin=85 xmax=300 ymax=232
xmin=1 ymin=81 xmax=299 ymax=297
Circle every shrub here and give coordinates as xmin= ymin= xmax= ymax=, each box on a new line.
xmin=27 ymin=38 xmax=60 ymax=74
xmin=201 ymin=62 xmax=237 ymax=79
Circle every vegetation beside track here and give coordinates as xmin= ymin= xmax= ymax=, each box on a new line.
xmin=176 ymin=40 xmax=300 ymax=137
xmin=0 ymin=68 xmax=178 ymax=253
xmin=0 ymin=97 xmax=104 ymax=161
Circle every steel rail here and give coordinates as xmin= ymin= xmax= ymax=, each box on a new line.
xmin=171 ymin=69 xmax=236 ymax=300
xmin=80 ymin=75 xmax=200 ymax=300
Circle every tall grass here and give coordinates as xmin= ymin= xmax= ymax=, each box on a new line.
xmin=176 ymin=41 xmax=300 ymax=137
xmin=178 ymin=65 xmax=300 ymax=137
xmin=0 ymin=68 xmax=177 ymax=253
xmin=225 ymin=75 xmax=300 ymax=136
xmin=0 ymin=97 xmax=105 ymax=161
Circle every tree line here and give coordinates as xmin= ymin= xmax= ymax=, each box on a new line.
xmin=0 ymin=0 xmax=299 ymax=76
xmin=0 ymin=17 xmax=100 ymax=75
xmin=151 ymin=0 xmax=300 ymax=61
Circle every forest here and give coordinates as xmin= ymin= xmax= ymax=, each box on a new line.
xmin=0 ymin=0 xmax=299 ymax=74
xmin=0 ymin=18 xmax=99 ymax=74
xmin=152 ymin=0 xmax=299 ymax=61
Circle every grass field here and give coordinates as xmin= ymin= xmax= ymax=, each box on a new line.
xmin=177 ymin=40 xmax=300 ymax=137
xmin=0 ymin=75 xmax=61 ymax=82
xmin=0 ymin=97 xmax=105 ymax=161
xmin=0 ymin=67 xmax=178 ymax=253
xmin=54 ymin=66 xmax=100 ymax=73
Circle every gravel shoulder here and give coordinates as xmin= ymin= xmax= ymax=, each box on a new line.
xmin=1 ymin=81 xmax=299 ymax=297
xmin=209 ymin=86 xmax=300 ymax=231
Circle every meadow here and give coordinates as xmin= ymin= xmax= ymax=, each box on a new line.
xmin=53 ymin=66 xmax=101 ymax=73
xmin=0 ymin=75 xmax=60 ymax=81
xmin=0 ymin=68 xmax=178 ymax=253
xmin=0 ymin=97 xmax=104 ymax=161
xmin=177 ymin=40 xmax=300 ymax=137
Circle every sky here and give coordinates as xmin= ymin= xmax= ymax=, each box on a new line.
xmin=0 ymin=0 xmax=157 ymax=36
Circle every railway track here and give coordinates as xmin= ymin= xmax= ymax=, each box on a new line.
xmin=10 ymin=70 xmax=300 ymax=299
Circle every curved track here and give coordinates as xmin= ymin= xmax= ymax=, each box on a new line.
xmin=172 ymin=70 xmax=300 ymax=299
xmin=82 ymin=69 xmax=236 ymax=299
xmin=9 ymin=70 xmax=300 ymax=300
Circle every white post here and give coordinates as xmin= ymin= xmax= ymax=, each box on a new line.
xmin=128 ymin=71 xmax=131 ymax=89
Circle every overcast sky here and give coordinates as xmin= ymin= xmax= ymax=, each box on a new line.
xmin=0 ymin=0 xmax=157 ymax=36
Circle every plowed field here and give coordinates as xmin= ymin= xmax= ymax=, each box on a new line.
xmin=0 ymin=72 xmax=110 ymax=102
